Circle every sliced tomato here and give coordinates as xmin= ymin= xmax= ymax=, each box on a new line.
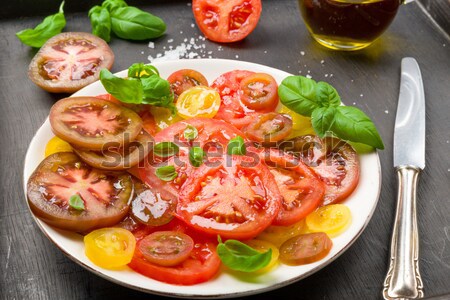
xmin=192 ymin=0 xmax=262 ymax=43
xmin=259 ymin=149 xmax=325 ymax=226
xmin=167 ymin=69 xmax=208 ymax=101
xmin=129 ymin=239 xmax=220 ymax=285
xmin=27 ymin=152 xmax=133 ymax=232
xmin=244 ymin=113 xmax=293 ymax=144
xmin=279 ymin=232 xmax=333 ymax=265
xmin=50 ymin=97 xmax=143 ymax=150
xmin=176 ymin=86 xmax=221 ymax=119
xmin=28 ymin=32 xmax=114 ymax=93
xmin=240 ymin=73 xmax=279 ymax=111
xmin=279 ymin=135 xmax=360 ymax=205
xmin=177 ymin=154 xmax=281 ymax=240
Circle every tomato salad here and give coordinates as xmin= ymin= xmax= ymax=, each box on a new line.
xmin=27 ymin=67 xmax=360 ymax=285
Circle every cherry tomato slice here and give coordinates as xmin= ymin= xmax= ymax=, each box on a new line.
xmin=167 ymin=69 xmax=208 ymax=101
xmin=279 ymin=232 xmax=333 ymax=265
xmin=257 ymin=219 xmax=306 ymax=248
xmin=259 ymin=149 xmax=325 ymax=226
xmin=305 ymin=204 xmax=352 ymax=237
xmin=45 ymin=136 xmax=73 ymax=157
xmin=240 ymin=73 xmax=279 ymax=111
xmin=129 ymin=239 xmax=220 ymax=285
xmin=176 ymin=86 xmax=221 ymax=119
xmin=84 ymin=228 xmax=136 ymax=269
xmin=244 ymin=113 xmax=293 ymax=144
xmin=72 ymin=130 xmax=153 ymax=170
xmin=27 ymin=152 xmax=133 ymax=232
xmin=177 ymin=154 xmax=281 ymax=240
xmin=138 ymin=231 xmax=194 ymax=267
xmin=28 ymin=32 xmax=114 ymax=93
xmin=192 ymin=0 xmax=262 ymax=43
xmin=279 ymin=135 xmax=360 ymax=205
xmin=50 ymin=97 xmax=143 ymax=150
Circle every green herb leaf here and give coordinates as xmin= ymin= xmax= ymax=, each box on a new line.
xmin=189 ymin=147 xmax=205 ymax=167
xmin=278 ymin=75 xmax=318 ymax=116
xmin=89 ymin=6 xmax=111 ymax=42
xmin=110 ymin=6 xmax=166 ymax=40
xmin=16 ymin=1 xmax=66 ymax=48
xmin=153 ymin=142 xmax=179 ymax=157
xmin=100 ymin=69 xmax=144 ymax=104
xmin=69 ymin=194 xmax=85 ymax=211
xmin=315 ymin=81 xmax=341 ymax=107
xmin=128 ymin=63 xmax=159 ymax=78
xmin=227 ymin=136 xmax=246 ymax=155
xmin=140 ymin=75 xmax=174 ymax=107
xmin=216 ymin=237 xmax=272 ymax=272
xmin=102 ymin=0 xmax=127 ymax=14
xmin=183 ymin=125 xmax=198 ymax=141
xmin=311 ymin=106 xmax=337 ymax=137
xmin=155 ymin=165 xmax=177 ymax=182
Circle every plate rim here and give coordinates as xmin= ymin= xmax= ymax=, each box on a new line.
xmin=22 ymin=58 xmax=382 ymax=299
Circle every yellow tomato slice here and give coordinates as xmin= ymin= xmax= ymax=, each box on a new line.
xmin=277 ymin=105 xmax=315 ymax=138
xmin=176 ymin=86 xmax=221 ymax=119
xmin=84 ymin=228 xmax=136 ymax=269
xmin=305 ymin=204 xmax=352 ymax=238
xmin=257 ymin=219 xmax=306 ymax=248
xmin=150 ymin=106 xmax=183 ymax=131
xmin=45 ymin=136 xmax=72 ymax=157
xmin=244 ymin=239 xmax=279 ymax=274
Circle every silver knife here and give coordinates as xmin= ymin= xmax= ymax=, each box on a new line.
xmin=383 ymin=57 xmax=425 ymax=299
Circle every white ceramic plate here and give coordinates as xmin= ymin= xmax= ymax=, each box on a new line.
xmin=23 ymin=59 xmax=381 ymax=298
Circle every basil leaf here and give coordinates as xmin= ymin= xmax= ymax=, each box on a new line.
xmin=100 ymin=69 xmax=144 ymax=104
xmin=278 ymin=76 xmax=318 ymax=117
xmin=128 ymin=63 xmax=159 ymax=78
xmin=69 ymin=194 xmax=85 ymax=211
xmin=315 ymin=81 xmax=341 ymax=107
xmin=111 ymin=6 xmax=166 ymax=40
xmin=155 ymin=165 xmax=177 ymax=182
xmin=141 ymin=75 xmax=175 ymax=112
xmin=311 ymin=106 xmax=337 ymax=137
xmin=183 ymin=125 xmax=198 ymax=141
xmin=16 ymin=1 xmax=66 ymax=48
xmin=153 ymin=142 xmax=179 ymax=157
xmin=89 ymin=6 xmax=111 ymax=42
xmin=189 ymin=147 xmax=205 ymax=167
xmin=217 ymin=237 xmax=272 ymax=272
xmin=331 ymin=106 xmax=385 ymax=149
xmin=102 ymin=0 xmax=127 ymax=13
xmin=227 ymin=136 xmax=246 ymax=155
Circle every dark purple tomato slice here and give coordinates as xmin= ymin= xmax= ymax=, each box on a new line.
xmin=28 ymin=32 xmax=114 ymax=93
xmin=27 ymin=152 xmax=133 ymax=232
xmin=73 ymin=130 xmax=153 ymax=170
xmin=50 ymin=97 xmax=143 ymax=150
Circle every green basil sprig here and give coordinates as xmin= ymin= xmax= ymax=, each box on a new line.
xmin=227 ymin=136 xmax=246 ymax=155
xmin=100 ymin=69 xmax=143 ymax=103
xmin=153 ymin=142 xmax=179 ymax=158
xmin=128 ymin=63 xmax=159 ymax=78
xmin=16 ymin=1 xmax=66 ymax=48
xmin=189 ymin=147 xmax=205 ymax=167
xmin=69 ymin=194 xmax=85 ymax=211
xmin=217 ymin=236 xmax=272 ymax=272
xmin=88 ymin=6 xmax=111 ymax=42
xmin=155 ymin=166 xmax=178 ymax=182
xmin=278 ymin=76 xmax=384 ymax=149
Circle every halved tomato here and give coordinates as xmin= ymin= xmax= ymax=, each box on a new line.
xmin=279 ymin=135 xmax=360 ymax=205
xmin=192 ymin=0 xmax=262 ymax=43
xmin=27 ymin=152 xmax=133 ymax=232
xmin=258 ymin=149 xmax=325 ymax=226
xmin=167 ymin=69 xmax=208 ymax=101
xmin=177 ymin=154 xmax=281 ymax=240
xmin=240 ymin=73 xmax=279 ymax=111
xmin=244 ymin=113 xmax=293 ymax=144
xmin=50 ymin=97 xmax=143 ymax=150
xmin=176 ymin=86 xmax=221 ymax=119
xmin=73 ymin=130 xmax=153 ymax=170
xmin=28 ymin=32 xmax=114 ymax=93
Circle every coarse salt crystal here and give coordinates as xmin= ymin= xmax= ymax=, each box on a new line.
xmin=320 ymin=60 xmax=325 ymax=64
xmin=306 ymin=74 xmax=312 ymax=79
xmin=148 ymin=42 xmax=155 ymax=48
xmin=168 ymin=39 xmax=174 ymax=43
xmin=325 ymin=74 xmax=329 ymax=77
xmin=385 ymin=110 xmax=389 ymax=114
xmin=187 ymin=2 xmax=191 ymax=6
xmin=191 ymin=23 xmax=195 ymax=28
xmin=300 ymin=51 xmax=305 ymax=56
xmin=360 ymin=94 xmax=363 ymax=97
xmin=235 ymin=55 xmax=239 ymax=58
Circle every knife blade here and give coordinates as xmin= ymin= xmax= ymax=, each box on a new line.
xmin=383 ymin=57 xmax=425 ymax=300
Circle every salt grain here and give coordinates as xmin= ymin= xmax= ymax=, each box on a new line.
xmin=353 ymin=102 xmax=356 ymax=105
xmin=264 ymin=50 xmax=267 ymax=54
xmin=320 ymin=60 xmax=325 ymax=64
xmin=235 ymin=55 xmax=239 ymax=58
xmin=325 ymin=74 xmax=329 ymax=77
xmin=168 ymin=39 xmax=174 ymax=43
xmin=148 ymin=41 xmax=155 ymax=49
xmin=187 ymin=2 xmax=191 ymax=6
xmin=385 ymin=110 xmax=389 ymax=114
xmin=360 ymin=94 xmax=363 ymax=97
xmin=300 ymin=51 xmax=305 ymax=56
xmin=306 ymin=74 xmax=312 ymax=79
xmin=191 ymin=23 xmax=195 ymax=28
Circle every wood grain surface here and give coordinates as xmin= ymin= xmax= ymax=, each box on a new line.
xmin=1 ymin=0 xmax=449 ymax=299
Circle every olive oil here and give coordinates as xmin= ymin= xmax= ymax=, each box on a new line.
xmin=299 ymin=0 xmax=401 ymax=50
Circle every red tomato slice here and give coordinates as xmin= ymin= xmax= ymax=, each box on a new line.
xmin=192 ymin=0 xmax=262 ymax=43
xmin=27 ymin=152 xmax=133 ymax=232
xmin=258 ymin=149 xmax=325 ymax=226
xmin=177 ymin=154 xmax=281 ymax=240
xmin=167 ymin=69 xmax=209 ymax=101
xmin=244 ymin=112 xmax=293 ymax=144
xmin=279 ymin=135 xmax=360 ymax=205
xmin=240 ymin=73 xmax=279 ymax=111
xmin=129 ymin=238 xmax=220 ymax=285
xmin=28 ymin=32 xmax=114 ymax=93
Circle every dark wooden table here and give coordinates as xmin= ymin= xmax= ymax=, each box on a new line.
xmin=1 ymin=1 xmax=449 ymax=299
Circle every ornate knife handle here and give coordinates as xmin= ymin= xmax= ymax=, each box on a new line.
xmin=383 ymin=165 xmax=424 ymax=299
